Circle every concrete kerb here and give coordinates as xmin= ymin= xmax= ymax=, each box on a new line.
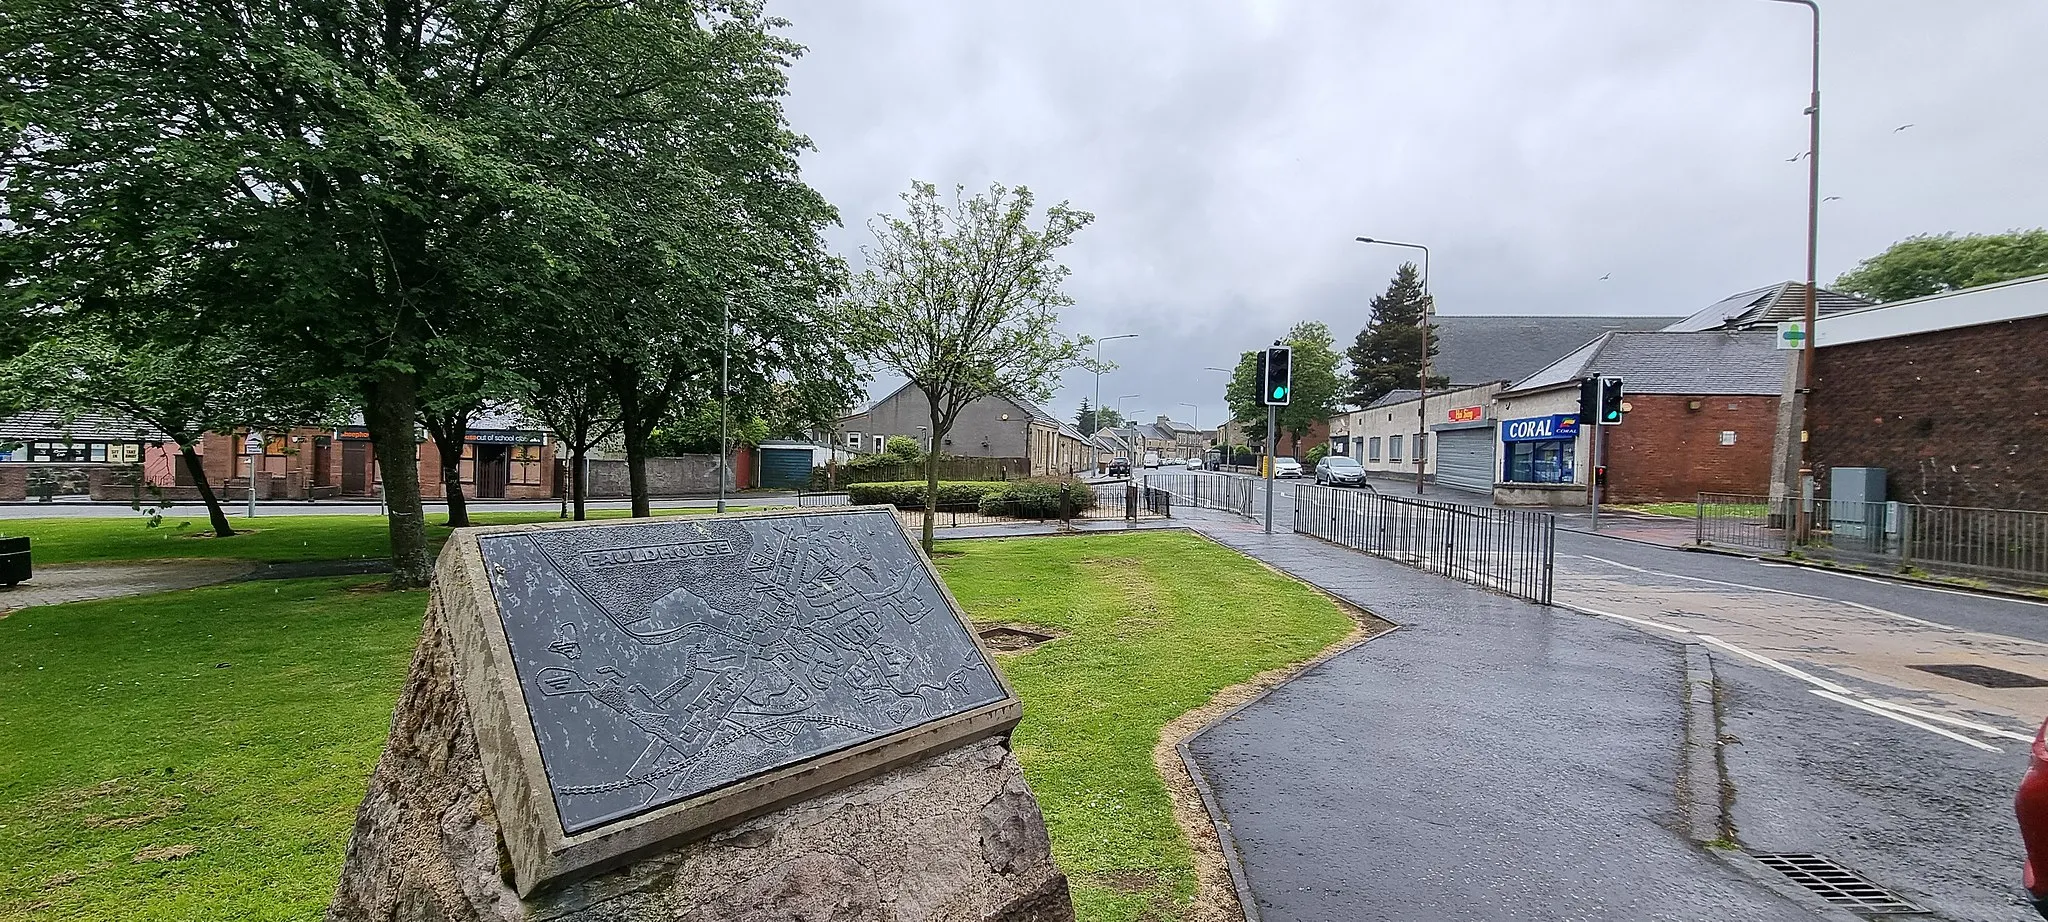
xmin=1678 ymin=643 xmax=1730 ymax=845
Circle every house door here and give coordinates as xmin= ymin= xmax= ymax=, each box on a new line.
xmin=311 ymin=439 xmax=332 ymax=487
xmin=341 ymin=441 xmax=370 ymax=495
xmin=475 ymin=445 xmax=510 ymax=499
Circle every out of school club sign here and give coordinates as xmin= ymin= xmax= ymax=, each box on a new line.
xmin=1501 ymin=414 xmax=1580 ymax=443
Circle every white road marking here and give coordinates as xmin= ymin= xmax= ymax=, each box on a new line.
xmin=1864 ymin=699 xmax=2034 ymax=743
xmin=1564 ymin=594 xmax=2015 ymax=753
xmin=1556 ymin=602 xmax=1694 ymax=635
xmin=1693 ymin=635 xmax=1858 ymax=697
xmin=1575 ymin=554 xmax=2048 ymax=643
xmin=1810 ymin=689 xmax=2003 ymax=753
xmin=1799 ymin=566 xmax=2048 ymax=608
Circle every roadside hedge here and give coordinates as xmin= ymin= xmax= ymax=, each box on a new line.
xmin=977 ymin=480 xmax=1097 ymax=519
xmin=844 ymin=481 xmax=1010 ymax=509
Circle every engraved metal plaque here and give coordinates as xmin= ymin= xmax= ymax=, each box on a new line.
xmin=476 ymin=509 xmax=1009 ymax=836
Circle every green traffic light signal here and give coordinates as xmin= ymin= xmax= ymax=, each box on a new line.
xmin=1271 ymin=385 xmax=1287 ymax=400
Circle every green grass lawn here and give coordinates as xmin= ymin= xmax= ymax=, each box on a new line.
xmin=1615 ymin=502 xmax=1771 ymax=519
xmin=0 ymin=507 xmax=754 ymax=567
xmin=0 ymin=531 xmax=1354 ymax=921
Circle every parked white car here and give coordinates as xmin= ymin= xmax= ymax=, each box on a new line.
xmin=1184 ymin=457 xmax=1204 ymax=471
xmin=1142 ymin=451 xmax=1162 ymax=469
xmin=1272 ymin=457 xmax=1303 ymax=478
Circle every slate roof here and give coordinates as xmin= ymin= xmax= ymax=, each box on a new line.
xmin=0 ymin=410 xmax=168 ymax=442
xmin=1505 ymin=332 xmax=1788 ymax=396
xmin=1016 ymin=397 xmax=1091 ymax=442
xmin=1426 ymin=315 xmax=1681 ymax=385
xmin=1363 ymin=389 xmax=1422 ymax=410
xmin=1660 ymin=282 xmax=1872 ymax=332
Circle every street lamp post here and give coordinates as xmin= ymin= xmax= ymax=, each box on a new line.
xmin=1355 ymin=237 xmax=1432 ymax=496
xmin=1770 ymin=0 xmax=1821 ymax=542
xmin=1090 ymin=334 xmax=1138 ymax=436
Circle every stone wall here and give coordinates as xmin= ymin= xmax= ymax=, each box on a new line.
xmin=0 ymin=466 xmax=23 ymax=502
xmin=582 ymin=455 xmax=737 ymax=497
xmin=1809 ymin=313 xmax=2048 ymax=510
xmin=1601 ymin=394 xmax=1780 ymax=504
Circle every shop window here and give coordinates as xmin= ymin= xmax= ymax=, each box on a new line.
xmin=1389 ymin=435 xmax=1403 ymax=463
xmin=1368 ymin=437 xmax=1381 ymax=461
xmin=1414 ymin=432 xmax=1426 ymax=462
xmin=1503 ymin=441 xmax=1575 ymax=484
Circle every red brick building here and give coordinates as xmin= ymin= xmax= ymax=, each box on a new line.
xmin=1491 ymin=332 xmax=1789 ymax=505
xmin=1808 ymin=274 xmax=2048 ymax=510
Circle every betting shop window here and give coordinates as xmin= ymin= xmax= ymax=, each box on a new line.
xmin=1503 ymin=441 xmax=1575 ymax=485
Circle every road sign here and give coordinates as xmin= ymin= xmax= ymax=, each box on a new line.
xmin=1776 ymin=321 xmax=1807 ymax=350
xmin=244 ymin=433 xmax=264 ymax=455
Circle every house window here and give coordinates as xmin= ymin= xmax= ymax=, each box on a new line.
xmin=1389 ymin=435 xmax=1403 ymax=463
xmin=1368 ymin=437 xmax=1381 ymax=461
xmin=510 ymin=444 xmax=544 ymax=485
xmin=846 ymin=432 xmax=862 ymax=450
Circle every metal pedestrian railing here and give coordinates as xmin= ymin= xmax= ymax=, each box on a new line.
xmin=1293 ymin=483 xmax=1556 ymax=604
xmin=1141 ymin=472 xmax=1257 ymax=518
xmin=1696 ymin=492 xmax=2048 ymax=588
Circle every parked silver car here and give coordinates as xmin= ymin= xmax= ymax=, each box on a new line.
xmin=1315 ymin=455 xmax=1370 ymax=487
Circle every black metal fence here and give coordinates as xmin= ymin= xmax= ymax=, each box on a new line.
xmin=1696 ymin=492 xmax=2048 ymax=588
xmin=1293 ymin=483 xmax=1556 ymax=604
xmin=1141 ymin=472 xmax=1257 ymax=518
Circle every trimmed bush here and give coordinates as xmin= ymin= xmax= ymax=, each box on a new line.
xmin=1305 ymin=445 xmax=1329 ymax=468
xmin=977 ymin=480 xmax=1098 ymax=519
xmin=844 ymin=481 xmax=1010 ymax=509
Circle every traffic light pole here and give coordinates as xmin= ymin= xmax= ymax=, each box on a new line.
xmin=1588 ymin=413 xmax=1603 ymax=531
xmin=1264 ymin=403 xmax=1277 ymax=534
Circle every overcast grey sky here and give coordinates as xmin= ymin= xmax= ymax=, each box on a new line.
xmin=773 ymin=1 xmax=2045 ymax=431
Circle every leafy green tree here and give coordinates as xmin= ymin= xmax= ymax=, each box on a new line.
xmin=846 ymin=181 xmax=1094 ymax=552
xmin=519 ymin=353 xmax=621 ymax=522
xmin=0 ymin=330 xmax=340 ymax=537
xmin=1224 ymin=321 xmax=1342 ymax=456
xmin=1345 ymin=263 xmax=1449 ymax=406
xmin=1833 ymin=230 xmax=2048 ymax=302
xmin=1075 ymin=400 xmax=1124 ymax=435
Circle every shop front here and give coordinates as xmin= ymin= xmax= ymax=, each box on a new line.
xmin=1493 ymin=410 xmax=1588 ymax=507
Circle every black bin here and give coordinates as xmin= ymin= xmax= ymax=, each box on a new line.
xmin=0 ymin=536 xmax=30 ymax=588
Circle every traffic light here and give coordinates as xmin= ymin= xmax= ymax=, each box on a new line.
xmin=1598 ymin=376 xmax=1624 ymax=425
xmin=1578 ymin=378 xmax=1599 ymax=421
xmin=1261 ymin=346 xmax=1292 ymax=406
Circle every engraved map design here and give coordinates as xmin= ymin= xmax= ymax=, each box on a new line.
xmin=477 ymin=510 xmax=1009 ymax=834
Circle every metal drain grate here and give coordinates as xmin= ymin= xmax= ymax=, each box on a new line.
xmin=1750 ymin=853 xmax=1924 ymax=913
xmin=1909 ymin=663 xmax=2048 ymax=688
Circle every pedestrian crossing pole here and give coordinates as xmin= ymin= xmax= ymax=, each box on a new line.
xmin=1589 ymin=414 xmax=1603 ymax=532
xmin=1264 ymin=404 xmax=1277 ymax=534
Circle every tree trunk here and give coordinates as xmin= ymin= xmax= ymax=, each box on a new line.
xmin=178 ymin=441 xmax=235 ymax=537
xmin=570 ymin=443 xmax=588 ymax=521
xmin=365 ymin=371 xmax=432 ymax=589
xmin=922 ymin=404 xmax=942 ymax=553
xmin=626 ymin=442 xmax=650 ymax=518
xmin=424 ymin=423 xmax=471 ymax=529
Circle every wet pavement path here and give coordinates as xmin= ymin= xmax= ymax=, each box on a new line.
xmin=0 ymin=559 xmax=258 ymax=613
xmin=1182 ymin=513 xmax=1817 ymax=921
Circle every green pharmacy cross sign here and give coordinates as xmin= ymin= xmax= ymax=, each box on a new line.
xmin=1775 ymin=322 xmax=1808 ymax=350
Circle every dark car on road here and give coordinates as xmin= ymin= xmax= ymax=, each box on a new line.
xmin=1315 ymin=455 xmax=1370 ymax=487
xmin=1108 ymin=457 xmax=1131 ymax=477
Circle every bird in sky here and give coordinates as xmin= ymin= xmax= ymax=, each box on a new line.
xmin=1785 ymin=151 xmax=1809 ymax=162
xmin=1895 ymin=123 xmax=1915 ymax=132
xmin=1599 ymin=273 xmax=1611 ymax=281
xmin=1823 ymin=195 xmax=1842 ymax=202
